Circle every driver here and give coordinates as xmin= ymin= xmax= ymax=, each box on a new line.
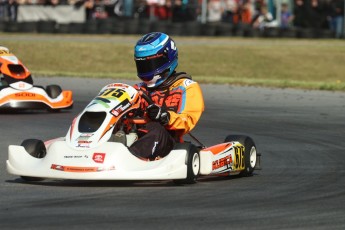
xmin=128 ymin=32 xmax=205 ymax=160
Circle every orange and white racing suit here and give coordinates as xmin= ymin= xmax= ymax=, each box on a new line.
xmin=129 ymin=72 xmax=205 ymax=159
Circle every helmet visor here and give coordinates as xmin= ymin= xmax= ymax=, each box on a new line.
xmin=135 ymin=53 xmax=169 ymax=81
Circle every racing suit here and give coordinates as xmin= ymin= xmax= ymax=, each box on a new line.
xmin=129 ymin=72 xmax=205 ymax=160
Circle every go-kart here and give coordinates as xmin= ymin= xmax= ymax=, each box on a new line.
xmin=6 ymin=83 xmax=261 ymax=184
xmin=0 ymin=47 xmax=73 ymax=111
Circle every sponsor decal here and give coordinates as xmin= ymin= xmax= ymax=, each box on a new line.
xmin=93 ymin=153 xmax=106 ymax=163
xmin=77 ymin=140 xmax=91 ymax=148
xmin=77 ymin=145 xmax=90 ymax=148
xmin=76 ymin=134 xmax=94 ymax=148
xmin=212 ymin=145 xmax=245 ymax=171
xmin=78 ymin=140 xmax=92 ymax=144
xmin=17 ymin=82 xmax=26 ymax=89
xmin=106 ymin=83 xmax=129 ymax=88
xmin=51 ymin=164 xmax=115 ymax=172
xmin=64 ymin=155 xmax=84 ymax=159
xmin=150 ymin=88 xmax=183 ymax=111
xmin=170 ymin=40 xmax=176 ymax=50
xmin=233 ymin=145 xmax=245 ymax=171
xmin=80 ymin=133 xmax=94 ymax=137
xmin=212 ymin=155 xmax=233 ymax=170
xmin=15 ymin=92 xmax=36 ymax=97
xmin=110 ymin=98 xmax=131 ymax=117
xmin=146 ymin=53 xmax=164 ymax=60
xmin=111 ymin=110 xmax=120 ymax=117
xmin=51 ymin=164 xmax=64 ymax=171
xmin=89 ymin=88 xmax=130 ymax=109
xmin=152 ymin=141 xmax=159 ymax=156
xmin=183 ymin=79 xmax=195 ymax=87
xmin=98 ymin=88 xmax=126 ymax=99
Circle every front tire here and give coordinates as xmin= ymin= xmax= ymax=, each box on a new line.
xmin=173 ymin=144 xmax=200 ymax=185
xmin=0 ymin=79 xmax=8 ymax=88
xmin=46 ymin=84 xmax=62 ymax=99
xmin=20 ymin=139 xmax=46 ymax=182
xmin=225 ymin=135 xmax=257 ymax=176
xmin=46 ymin=85 xmax=62 ymax=112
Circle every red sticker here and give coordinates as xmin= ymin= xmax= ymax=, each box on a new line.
xmin=93 ymin=153 xmax=106 ymax=163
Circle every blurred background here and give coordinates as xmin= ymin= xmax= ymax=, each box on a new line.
xmin=0 ymin=0 xmax=344 ymax=38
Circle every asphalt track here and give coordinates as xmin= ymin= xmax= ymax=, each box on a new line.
xmin=0 ymin=77 xmax=344 ymax=230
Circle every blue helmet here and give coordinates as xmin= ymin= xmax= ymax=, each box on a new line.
xmin=134 ymin=32 xmax=178 ymax=88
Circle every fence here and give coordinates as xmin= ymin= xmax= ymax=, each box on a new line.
xmin=0 ymin=0 xmax=343 ymax=39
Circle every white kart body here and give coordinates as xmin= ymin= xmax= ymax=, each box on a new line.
xmin=7 ymin=138 xmax=245 ymax=180
xmin=7 ymin=83 xmax=258 ymax=182
xmin=7 ymin=140 xmax=190 ymax=180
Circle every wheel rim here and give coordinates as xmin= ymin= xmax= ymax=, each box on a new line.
xmin=250 ymin=146 xmax=257 ymax=168
xmin=192 ymin=153 xmax=200 ymax=176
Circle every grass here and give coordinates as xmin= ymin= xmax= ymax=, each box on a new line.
xmin=1 ymin=33 xmax=345 ymax=91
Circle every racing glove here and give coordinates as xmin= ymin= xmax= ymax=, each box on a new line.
xmin=147 ymin=104 xmax=170 ymax=126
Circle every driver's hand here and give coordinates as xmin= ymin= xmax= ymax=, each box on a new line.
xmin=147 ymin=104 xmax=170 ymax=125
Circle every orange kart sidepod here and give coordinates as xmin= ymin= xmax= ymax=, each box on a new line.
xmin=0 ymin=46 xmax=73 ymax=110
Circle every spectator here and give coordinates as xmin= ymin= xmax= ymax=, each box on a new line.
xmin=92 ymin=0 xmax=108 ymax=19
xmin=280 ymin=2 xmax=293 ymax=29
xmin=307 ymin=0 xmax=324 ymax=29
xmin=241 ymin=0 xmax=253 ymax=24
xmin=252 ymin=0 xmax=264 ymax=19
xmin=7 ymin=0 xmax=18 ymax=21
xmin=222 ymin=0 xmax=237 ymax=24
xmin=233 ymin=0 xmax=254 ymax=26
xmin=330 ymin=0 xmax=344 ymax=38
xmin=0 ymin=0 xmax=6 ymax=20
xmin=83 ymin=0 xmax=94 ymax=20
xmin=207 ymin=0 xmax=224 ymax=23
xmin=25 ymin=0 xmax=44 ymax=4
xmin=69 ymin=0 xmax=84 ymax=6
xmin=45 ymin=0 xmax=60 ymax=6
xmin=171 ymin=0 xmax=196 ymax=22
xmin=134 ymin=0 xmax=149 ymax=18
xmin=252 ymin=5 xmax=277 ymax=29
xmin=156 ymin=0 xmax=172 ymax=20
xmin=146 ymin=0 xmax=172 ymax=20
xmin=293 ymin=0 xmax=307 ymax=28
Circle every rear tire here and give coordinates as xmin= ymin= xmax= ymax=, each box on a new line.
xmin=225 ymin=135 xmax=257 ymax=176
xmin=173 ymin=144 xmax=200 ymax=185
xmin=20 ymin=139 xmax=46 ymax=181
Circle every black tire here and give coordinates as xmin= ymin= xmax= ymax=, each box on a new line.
xmin=68 ymin=23 xmax=84 ymax=34
xmin=18 ymin=21 xmax=37 ymax=33
xmin=4 ymin=21 xmax=19 ymax=33
xmin=225 ymin=135 xmax=257 ymax=176
xmin=0 ymin=79 xmax=8 ymax=88
xmin=20 ymin=139 xmax=46 ymax=182
xmin=37 ymin=20 xmax=56 ymax=33
xmin=46 ymin=84 xmax=62 ymax=112
xmin=173 ymin=144 xmax=200 ymax=185
xmin=46 ymin=84 xmax=62 ymax=99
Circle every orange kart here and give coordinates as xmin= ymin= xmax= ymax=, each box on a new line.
xmin=0 ymin=46 xmax=73 ymax=111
